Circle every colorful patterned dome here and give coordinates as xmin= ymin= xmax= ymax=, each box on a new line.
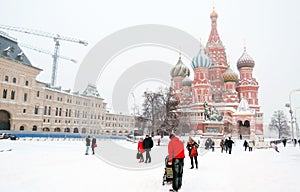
xmin=170 ymin=56 xmax=190 ymax=78
xmin=222 ymin=66 xmax=238 ymax=82
xmin=237 ymin=48 xmax=255 ymax=69
xmin=182 ymin=76 xmax=192 ymax=87
xmin=191 ymin=46 xmax=211 ymax=69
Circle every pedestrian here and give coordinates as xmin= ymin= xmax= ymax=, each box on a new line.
xmin=91 ymin=137 xmax=97 ymax=155
xmin=248 ymin=141 xmax=253 ymax=152
xmin=211 ymin=140 xmax=215 ymax=152
xmin=220 ymin=139 xmax=225 ymax=153
xmin=224 ymin=138 xmax=229 ymax=153
xmin=85 ymin=135 xmax=91 ymax=155
xmin=186 ymin=137 xmax=199 ymax=169
xmin=227 ymin=137 xmax=234 ymax=154
xmin=293 ymin=139 xmax=297 ymax=147
xmin=168 ymin=134 xmax=185 ymax=192
xmin=243 ymin=140 xmax=248 ymax=151
xmin=298 ymin=139 xmax=300 ymax=147
xmin=273 ymin=143 xmax=279 ymax=153
xmin=157 ymin=138 xmax=161 ymax=146
xmin=282 ymin=138 xmax=287 ymax=147
xmin=240 ymin=134 xmax=242 ymax=140
xmin=143 ymin=135 xmax=153 ymax=163
xmin=137 ymin=137 xmax=145 ymax=163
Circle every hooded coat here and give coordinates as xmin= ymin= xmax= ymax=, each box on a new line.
xmin=168 ymin=136 xmax=185 ymax=161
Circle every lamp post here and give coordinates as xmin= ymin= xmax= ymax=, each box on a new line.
xmin=295 ymin=107 xmax=300 ymax=138
xmin=286 ymin=89 xmax=300 ymax=139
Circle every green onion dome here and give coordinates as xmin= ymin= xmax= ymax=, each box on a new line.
xmin=170 ymin=56 xmax=190 ymax=78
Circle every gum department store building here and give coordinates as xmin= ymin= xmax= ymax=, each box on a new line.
xmin=0 ymin=33 xmax=134 ymax=136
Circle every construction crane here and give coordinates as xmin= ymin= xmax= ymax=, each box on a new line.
xmin=0 ymin=24 xmax=88 ymax=86
xmin=19 ymin=43 xmax=77 ymax=64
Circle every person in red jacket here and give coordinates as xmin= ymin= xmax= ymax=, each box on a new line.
xmin=168 ymin=134 xmax=185 ymax=192
xmin=137 ymin=137 xmax=145 ymax=163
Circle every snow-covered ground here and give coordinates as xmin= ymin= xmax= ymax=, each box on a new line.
xmin=0 ymin=138 xmax=299 ymax=192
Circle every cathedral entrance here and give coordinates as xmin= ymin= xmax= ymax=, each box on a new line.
xmin=0 ymin=110 xmax=10 ymax=130
xmin=237 ymin=120 xmax=250 ymax=136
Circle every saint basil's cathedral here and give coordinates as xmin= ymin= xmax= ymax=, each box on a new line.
xmin=170 ymin=9 xmax=263 ymax=138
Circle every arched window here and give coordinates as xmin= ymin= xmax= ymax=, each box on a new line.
xmin=48 ymin=107 xmax=51 ymax=115
xmin=73 ymin=128 xmax=79 ymax=133
xmin=42 ymin=127 xmax=50 ymax=132
xmin=20 ymin=126 xmax=25 ymax=131
xmin=10 ymin=90 xmax=15 ymax=100
xmin=13 ymin=77 xmax=17 ymax=83
xmin=34 ymin=105 xmax=39 ymax=114
xmin=81 ymin=128 xmax=86 ymax=134
xmin=2 ymin=89 xmax=7 ymax=99
xmin=25 ymin=81 xmax=29 ymax=86
xmin=44 ymin=106 xmax=47 ymax=115
xmin=32 ymin=125 xmax=37 ymax=131
xmin=54 ymin=127 xmax=61 ymax=132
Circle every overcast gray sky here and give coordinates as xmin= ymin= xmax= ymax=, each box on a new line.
xmin=1 ymin=0 xmax=300 ymax=125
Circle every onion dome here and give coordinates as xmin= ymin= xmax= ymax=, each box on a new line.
xmin=170 ymin=56 xmax=190 ymax=78
xmin=210 ymin=10 xmax=218 ymax=18
xmin=182 ymin=76 xmax=192 ymax=87
xmin=237 ymin=48 xmax=255 ymax=69
xmin=222 ymin=66 xmax=238 ymax=82
xmin=191 ymin=45 xmax=211 ymax=69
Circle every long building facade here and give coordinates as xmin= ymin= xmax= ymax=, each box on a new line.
xmin=170 ymin=10 xmax=263 ymax=138
xmin=0 ymin=33 xmax=135 ymax=136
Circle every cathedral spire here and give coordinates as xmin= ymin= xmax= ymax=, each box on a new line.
xmin=207 ymin=8 xmax=221 ymax=45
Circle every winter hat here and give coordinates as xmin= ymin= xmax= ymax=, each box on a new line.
xmin=169 ymin=134 xmax=175 ymax=139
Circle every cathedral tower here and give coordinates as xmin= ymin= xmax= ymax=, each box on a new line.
xmin=170 ymin=53 xmax=190 ymax=99
xmin=236 ymin=47 xmax=259 ymax=110
xmin=206 ymin=9 xmax=228 ymax=102
xmin=191 ymin=45 xmax=211 ymax=103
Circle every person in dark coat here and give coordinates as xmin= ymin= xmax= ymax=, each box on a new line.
xmin=211 ymin=140 xmax=215 ymax=152
xmin=143 ymin=135 xmax=153 ymax=163
xmin=224 ymin=138 xmax=229 ymax=153
xmin=186 ymin=137 xmax=199 ymax=169
xmin=168 ymin=134 xmax=185 ymax=192
xmin=85 ymin=136 xmax=91 ymax=155
xmin=282 ymin=138 xmax=287 ymax=147
xmin=227 ymin=137 xmax=234 ymax=154
xmin=243 ymin=140 xmax=248 ymax=151
xmin=220 ymin=139 xmax=225 ymax=153
xmin=91 ymin=137 xmax=97 ymax=155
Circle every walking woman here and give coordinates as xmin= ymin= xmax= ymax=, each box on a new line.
xmin=91 ymin=137 xmax=97 ymax=155
xmin=137 ymin=137 xmax=145 ymax=163
xmin=186 ymin=137 xmax=199 ymax=169
xmin=220 ymin=139 xmax=225 ymax=153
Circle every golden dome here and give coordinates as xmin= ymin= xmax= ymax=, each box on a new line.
xmin=210 ymin=10 xmax=218 ymax=18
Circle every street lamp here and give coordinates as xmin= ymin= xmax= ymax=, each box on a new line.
xmin=285 ymin=89 xmax=300 ymax=139
xmin=295 ymin=107 xmax=300 ymax=138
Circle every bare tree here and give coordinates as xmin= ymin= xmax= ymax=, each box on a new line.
xmin=141 ymin=87 xmax=180 ymax=136
xmin=269 ymin=110 xmax=290 ymax=138
xmin=163 ymin=87 xmax=180 ymax=134
xmin=142 ymin=90 xmax=164 ymax=135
